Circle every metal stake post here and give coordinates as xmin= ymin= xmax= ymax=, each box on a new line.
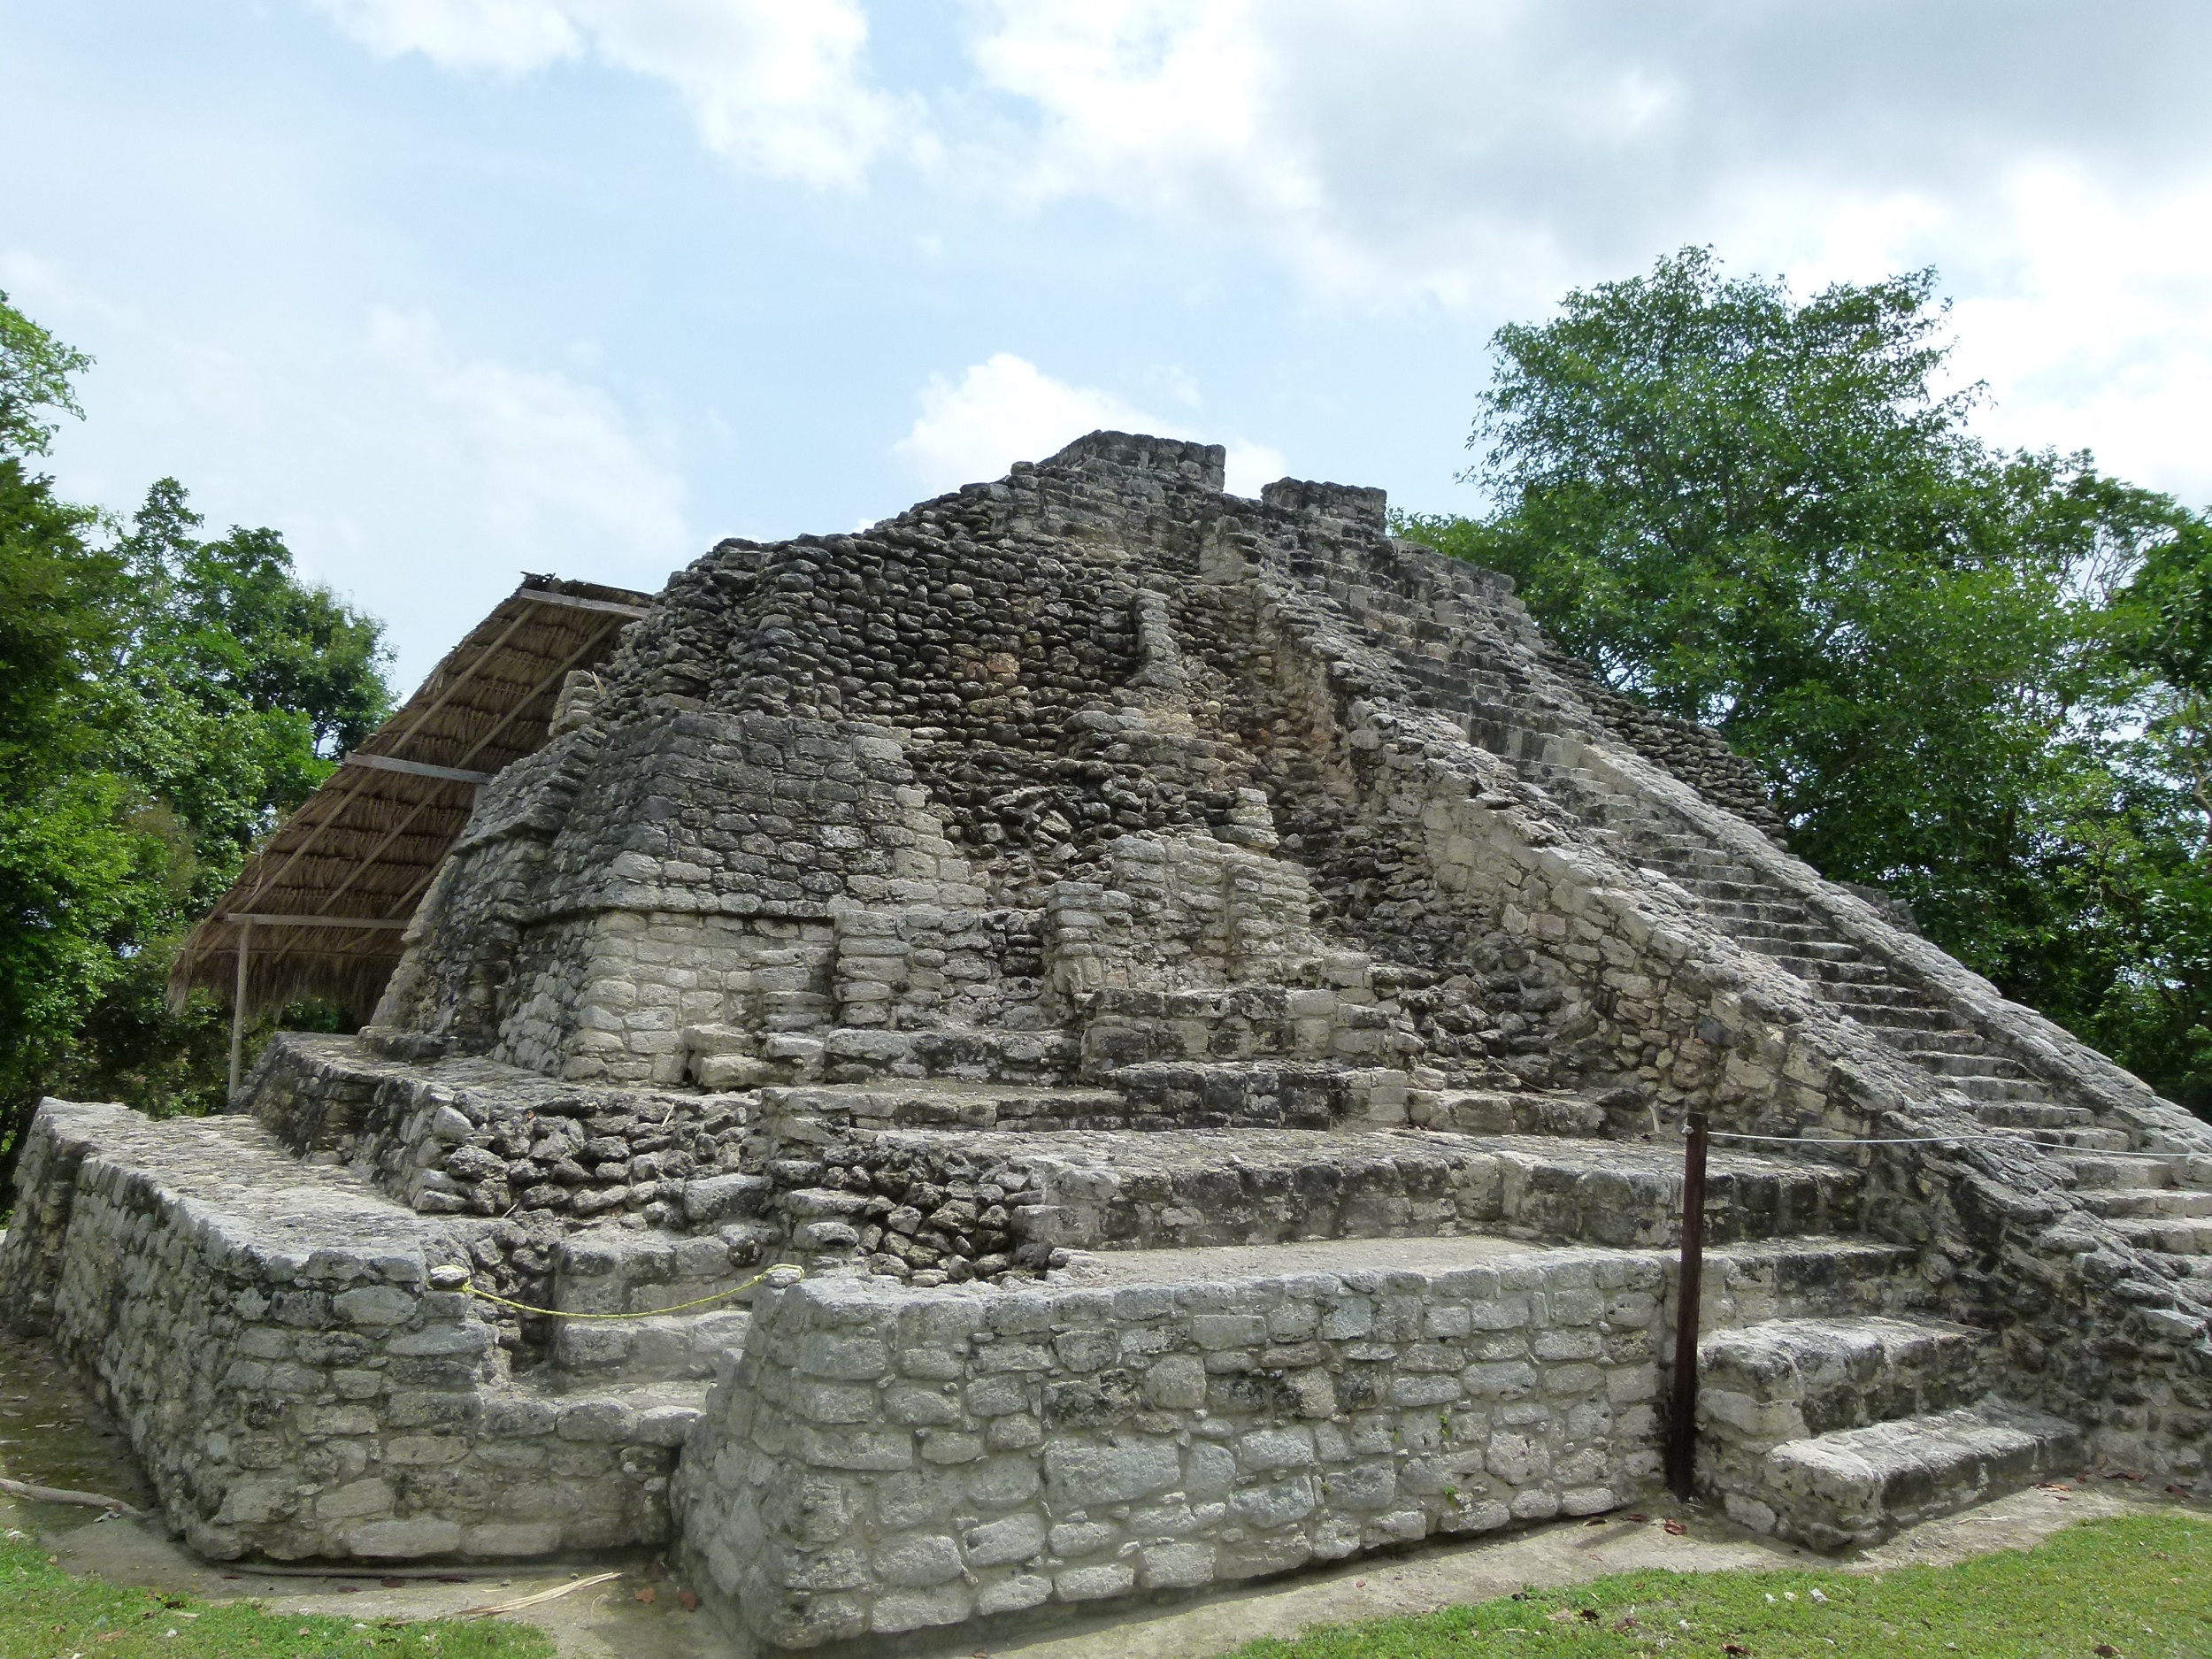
xmin=1665 ymin=1110 xmax=1709 ymax=1500
xmin=227 ymin=919 xmax=252 ymax=1102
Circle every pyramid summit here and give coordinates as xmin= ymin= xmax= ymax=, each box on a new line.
xmin=6 ymin=431 xmax=2208 ymax=1645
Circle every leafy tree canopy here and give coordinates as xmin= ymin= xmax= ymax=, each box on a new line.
xmin=0 ymin=295 xmax=92 ymax=458
xmin=1402 ymin=249 xmax=2212 ymax=1113
xmin=0 ymin=290 xmax=392 ymax=1179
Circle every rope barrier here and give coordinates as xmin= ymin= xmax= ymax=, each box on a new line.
xmin=1701 ymin=1127 xmax=2099 ymax=1148
xmin=461 ymin=1263 xmax=804 ymax=1321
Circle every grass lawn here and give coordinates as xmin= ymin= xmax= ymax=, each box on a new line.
xmin=2 ymin=1514 xmax=2208 ymax=1659
xmin=1231 ymin=1514 xmax=2212 ymax=1659
xmin=0 ymin=1532 xmax=554 ymax=1659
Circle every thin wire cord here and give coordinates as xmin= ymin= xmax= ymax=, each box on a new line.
xmin=461 ymin=1263 xmax=804 ymax=1321
xmin=1704 ymin=1128 xmax=2100 ymax=1148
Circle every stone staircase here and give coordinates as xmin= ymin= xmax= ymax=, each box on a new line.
xmin=1694 ymin=1315 xmax=2082 ymax=1549
xmin=1515 ymin=757 xmax=2212 ymax=1288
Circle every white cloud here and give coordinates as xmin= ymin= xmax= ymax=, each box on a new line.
xmin=956 ymin=2 xmax=2212 ymax=503
xmin=313 ymin=0 xmax=914 ymax=187
xmin=959 ymin=0 xmax=1666 ymax=309
xmin=311 ymin=0 xmax=579 ymax=72
xmin=960 ymin=3 xmax=2212 ymax=303
xmin=1 ymin=243 xmax=695 ymax=690
xmin=304 ymin=4 xmax=2212 ymax=503
xmin=368 ymin=305 xmax=690 ymax=557
xmin=1946 ymin=166 xmax=2212 ymax=503
xmin=893 ymin=352 xmax=1286 ymax=499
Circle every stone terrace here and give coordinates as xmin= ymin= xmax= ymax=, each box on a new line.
xmin=5 ymin=432 xmax=2209 ymax=1649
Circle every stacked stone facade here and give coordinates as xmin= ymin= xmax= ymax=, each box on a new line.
xmin=6 ymin=431 xmax=2209 ymax=1645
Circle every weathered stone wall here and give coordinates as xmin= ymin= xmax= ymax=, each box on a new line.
xmin=0 ymin=1102 xmax=690 ymax=1560
xmin=675 ymin=1234 xmax=1936 ymax=1647
xmin=826 ymin=899 xmax=1054 ymax=1037
xmin=676 ymin=1258 xmax=1669 ymax=1647
xmin=380 ymin=711 xmax=987 ymax=1082
xmin=370 ymin=726 xmax=602 ymax=1054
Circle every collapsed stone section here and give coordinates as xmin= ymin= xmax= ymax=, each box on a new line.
xmin=367 ymin=433 xmax=1673 ymax=1101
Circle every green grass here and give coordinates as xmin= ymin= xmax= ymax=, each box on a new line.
xmin=4 ymin=1515 xmax=2208 ymax=1659
xmin=1231 ymin=1515 xmax=2212 ymax=1659
xmin=0 ymin=1534 xmax=555 ymax=1659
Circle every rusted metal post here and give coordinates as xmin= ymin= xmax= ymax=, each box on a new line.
xmin=1666 ymin=1110 xmax=1709 ymax=1500
xmin=228 ymin=919 xmax=252 ymax=1102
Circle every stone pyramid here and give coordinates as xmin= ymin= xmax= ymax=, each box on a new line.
xmin=6 ymin=433 xmax=2208 ymax=1648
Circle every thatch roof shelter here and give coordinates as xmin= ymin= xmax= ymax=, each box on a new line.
xmin=170 ymin=573 xmax=657 ymax=1081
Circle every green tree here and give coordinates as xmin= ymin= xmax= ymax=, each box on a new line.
xmin=0 ymin=293 xmax=141 ymax=1172
xmin=0 ymin=295 xmax=91 ymax=457
xmin=1402 ymin=249 xmax=2211 ymax=1110
xmin=2058 ymin=513 xmax=2212 ymax=1110
xmin=0 ymin=290 xmax=392 ymax=1184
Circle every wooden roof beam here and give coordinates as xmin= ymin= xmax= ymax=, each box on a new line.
xmin=343 ymin=753 xmax=496 ymax=786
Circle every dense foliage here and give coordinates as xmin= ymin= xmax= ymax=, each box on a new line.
xmin=0 ymin=292 xmax=390 ymax=1184
xmin=1402 ymin=248 xmax=2212 ymax=1114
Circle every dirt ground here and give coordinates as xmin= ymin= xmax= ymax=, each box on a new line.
xmin=2 ymin=1327 xmax=2199 ymax=1659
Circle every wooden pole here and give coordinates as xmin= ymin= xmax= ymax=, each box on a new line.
xmin=1666 ymin=1110 xmax=1709 ymax=1500
xmin=228 ymin=919 xmax=252 ymax=1102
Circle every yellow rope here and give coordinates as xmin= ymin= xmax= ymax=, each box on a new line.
xmin=461 ymin=1263 xmax=804 ymax=1321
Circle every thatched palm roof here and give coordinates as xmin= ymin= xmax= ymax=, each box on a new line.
xmin=170 ymin=573 xmax=656 ymax=1023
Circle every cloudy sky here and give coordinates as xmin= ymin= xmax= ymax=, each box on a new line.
xmin=5 ymin=2 xmax=2208 ymax=691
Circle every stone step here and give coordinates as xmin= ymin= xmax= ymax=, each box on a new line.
xmin=828 ymin=1126 xmax=1863 ymax=1269
xmin=1684 ymin=1237 xmax=1937 ymax=1330
xmin=1712 ymin=1399 xmax=2084 ymax=1551
xmin=1697 ymin=1316 xmax=1991 ymax=1448
xmin=2110 ymin=1216 xmax=2212 ymax=1255
xmin=1972 ymin=1100 xmax=2094 ymax=1130
xmin=549 ymin=1229 xmax=773 ymax=1379
xmin=1986 ymin=1124 xmax=2133 ymax=1153
xmin=554 ymin=1308 xmax=753 ymax=1383
xmin=553 ymin=1227 xmax=767 ymax=1317
xmin=1825 ymin=987 xmax=1956 ymax=1015
xmin=1732 ymin=935 xmax=1864 ymax=963
xmin=1635 ymin=845 xmax=1768 ymax=872
xmin=1658 ymin=864 xmax=1766 ymax=891
xmin=1407 ymin=1088 xmax=1609 ymax=1138
xmin=761 ymin=1079 xmax=1133 ymax=1134
xmin=1067 ymin=1233 xmax=1931 ymax=1334
xmin=1107 ymin=1060 xmax=1409 ymax=1129
xmin=1682 ymin=878 xmax=1797 ymax=905
xmin=2079 ymin=1187 xmax=2212 ymax=1220
xmin=1915 ymin=1050 xmax=2035 ymax=1081
xmin=2064 ymin=1153 xmax=2175 ymax=1190
xmin=1942 ymin=1075 xmax=2055 ymax=1105
xmin=1770 ymin=956 xmax=1893 ymax=987
xmin=1724 ymin=922 xmax=1855 ymax=948
xmin=1077 ymin=981 xmax=1418 ymax=1072
xmin=1832 ymin=1004 xmax=1974 ymax=1033
xmin=695 ymin=1025 xmax=1086 ymax=1090
xmin=1694 ymin=898 xmax=1814 ymax=925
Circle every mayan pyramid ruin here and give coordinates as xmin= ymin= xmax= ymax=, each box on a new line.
xmin=5 ymin=431 xmax=2210 ymax=1647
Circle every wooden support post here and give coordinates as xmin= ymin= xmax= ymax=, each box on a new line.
xmin=1665 ymin=1110 xmax=1709 ymax=1500
xmin=228 ymin=919 xmax=252 ymax=1102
